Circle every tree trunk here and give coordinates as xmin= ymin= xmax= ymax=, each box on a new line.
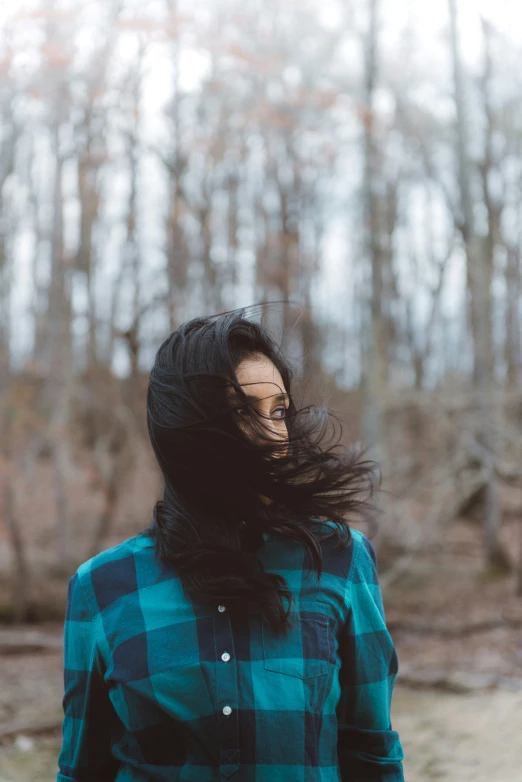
xmin=76 ymin=148 xmax=100 ymax=371
xmin=517 ymin=518 xmax=522 ymax=596
xmin=45 ymin=123 xmax=75 ymax=569
xmin=448 ymin=0 xmax=508 ymax=570
xmin=0 ymin=127 xmax=30 ymax=621
xmin=361 ymin=0 xmax=387 ymax=467
xmin=165 ymin=1 xmax=190 ymax=331
xmin=504 ymin=244 xmax=521 ymax=390
xmin=299 ymin=188 xmax=323 ymax=395
xmin=200 ymin=198 xmax=220 ymax=314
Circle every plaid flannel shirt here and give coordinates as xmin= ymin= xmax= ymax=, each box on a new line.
xmin=57 ymin=523 xmax=404 ymax=781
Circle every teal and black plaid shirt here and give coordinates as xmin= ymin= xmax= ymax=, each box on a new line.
xmin=57 ymin=522 xmax=404 ymax=781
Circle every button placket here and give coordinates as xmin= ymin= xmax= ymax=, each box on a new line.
xmin=214 ymin=604 xmax=239 ymax=777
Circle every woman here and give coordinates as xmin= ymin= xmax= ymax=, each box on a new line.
xmin=57 ymin=308 xmax=404 ymax=782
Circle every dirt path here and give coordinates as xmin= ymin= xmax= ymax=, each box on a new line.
xmin=0 ymin=644 xmax=64 ymax=782
xmin=392 ymin=684 xmax=522 ymax=781
xmin=0 ymin=669 xmax=520 ymax=781
xmin=0 ymin=619 xmax=520 ymax=782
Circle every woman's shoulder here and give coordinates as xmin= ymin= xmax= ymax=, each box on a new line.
xmin=74 ymin=530 xmax=156 ymax=596
xmin=345 ymin=528 xmax=381 ymax=590
xmin=311 ymin=518 xmax=371 ymax=551
xmin=348 ymin=527 xmax=372 ymax=551
xmin=309 ymin=519 xmax=377 ymax=582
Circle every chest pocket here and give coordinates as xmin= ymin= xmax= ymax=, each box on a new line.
xmin=262 ymin=600 xmax=331 ymax=679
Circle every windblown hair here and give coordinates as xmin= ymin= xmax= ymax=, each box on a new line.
xmin=144 ymin=306 xmax=380 ymax=634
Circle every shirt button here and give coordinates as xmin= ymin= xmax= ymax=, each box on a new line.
xmin=221 ymin=652 xmax=230 ymax=662
xmin=218 ymin=605 xmax=226 ymax=612
xmin=223 ymin=705 xmax=232 ymax=716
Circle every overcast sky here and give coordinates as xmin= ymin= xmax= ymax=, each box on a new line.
xmin=2 ymin=0 xmax=521 ymax=378
xmin=2 ymin=0 xmax=519 ymax=100
xmin=2 ymin=0 xmax=521 ymax=66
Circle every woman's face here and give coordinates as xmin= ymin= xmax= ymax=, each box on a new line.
xmin=233 ymin=353 xmax=289 ymax=459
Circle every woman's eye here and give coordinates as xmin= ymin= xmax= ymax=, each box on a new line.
xmin=272 ymin=406 xmax=287 ymax=420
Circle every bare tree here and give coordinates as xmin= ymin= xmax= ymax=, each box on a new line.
xmin=41 ymin=20 xmax=76 ymax=567
xmin=448 ymin=0 xmax=509 ymax=570
xmin=360 ymin=0 xmax=388 ymax=477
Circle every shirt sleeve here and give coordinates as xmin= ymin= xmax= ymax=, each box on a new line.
xmin=57 ymin=570 xmax=120 ymax=782
xmin=336 ymin=531 xmax=405 ymax=781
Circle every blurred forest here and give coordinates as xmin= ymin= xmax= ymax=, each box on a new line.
xmin=0 ymin=1 xmax=522 ymax=776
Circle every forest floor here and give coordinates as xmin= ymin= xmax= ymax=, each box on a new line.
xmin=0 ymin=518 xmax=521 ymax=780
xmin=0 ymin=615 xmax=520 ymax=781
xmin=0 ymin=682 xmax=521 ymax=781
xmin=0 ymin=652 xmax=520 ymax=782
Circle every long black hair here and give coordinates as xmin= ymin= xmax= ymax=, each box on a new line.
xmin=143 ymin=306 xmax=379 ymax=634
